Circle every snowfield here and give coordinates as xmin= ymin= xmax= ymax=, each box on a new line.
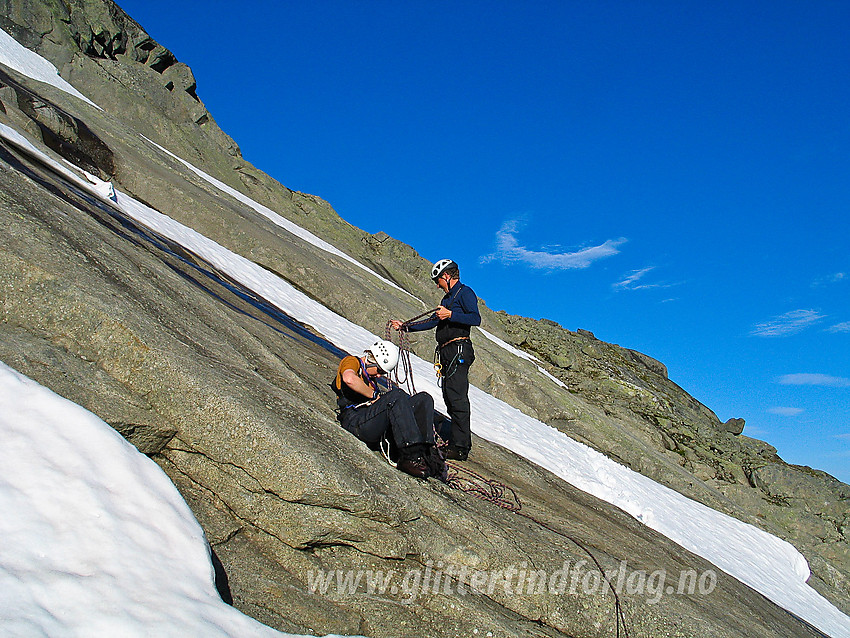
xmin=1 ymin=27 xmax=849 ymax=638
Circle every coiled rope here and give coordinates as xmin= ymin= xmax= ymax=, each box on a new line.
xmin=383 ymin=309 xmax=438 ymax=394
xmin=445 ymin=461 xmax=521 ymax=511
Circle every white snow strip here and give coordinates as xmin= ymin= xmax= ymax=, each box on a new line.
xmin=0 ymin=123 xmax=116 ymax=203
xmin=477 ymin=327 xmax=537 ymax=363
xmin=476 ymin=327 xmax=568 ymax=389
xmin=2 ymin=120 xmax=850 ymax=638
xmin=0 ymin=27 xmax=99 ymax=108
xmin=536 ymin=365 xmax=568 ymax=389
xmin=141 ymin=136 xmax=419 ymax=301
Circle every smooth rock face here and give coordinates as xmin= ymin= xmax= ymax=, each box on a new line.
xmin=0 ymin=1 xmax=848 ymax=634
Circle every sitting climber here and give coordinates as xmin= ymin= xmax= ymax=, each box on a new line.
xmin=332 ymin=340 xmax=436 ymax=478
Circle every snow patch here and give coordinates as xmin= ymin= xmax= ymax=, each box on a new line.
xmin=0 ymin=362 xmax=319 ymax=638
xmin=0 ymin=27 xmax=99 ymax=108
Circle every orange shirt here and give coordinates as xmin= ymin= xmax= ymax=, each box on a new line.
xmin=334 ymin=355 xmax=362 ymax=392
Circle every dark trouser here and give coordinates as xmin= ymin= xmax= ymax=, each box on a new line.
xmin=439 ymin=340 xmax=474 ymax=451
xmin=340 ymin=388 xmax=434 ymax=456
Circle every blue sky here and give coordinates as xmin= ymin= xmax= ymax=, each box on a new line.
xmin=118 ymin=1 xmax=849 ymax=483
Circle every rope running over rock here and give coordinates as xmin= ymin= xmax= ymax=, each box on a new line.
xmin=445 ymin=461 xmax=631 ymax=638
xmin=386 ymin=312 xmax=630 ymax=636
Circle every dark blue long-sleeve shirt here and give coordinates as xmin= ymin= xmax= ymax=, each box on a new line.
xmin=407 ymin=281 xmax=481 ymax=345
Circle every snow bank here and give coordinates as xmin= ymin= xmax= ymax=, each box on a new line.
xmin=0 ymin=362 xmax=315 ymax=638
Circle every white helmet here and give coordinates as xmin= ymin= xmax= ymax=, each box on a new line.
xmin=431 ymin=259 xmax=457 ymax=281
xmin=367 ymin=340 xmax=400 ymax=373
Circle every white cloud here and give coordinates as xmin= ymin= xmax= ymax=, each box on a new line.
xmin=742 ymin=425 xmax=770 ymax=437
xmin=768 ymin=407 xmax=804 ymax=417
xmin=778 ymin=373 xmax=850 ymax=388
xmin=481 ymin=219 xmax=626 ymax=270
xmin=827 ymin=321 xmax=850 ymax=333
xmin=812 ymin=272 xmax=846 ymax=287
xmin=612 ymin=267 xmax=681 ymax=292
xmin=613 ymin=267 xmax=654 ymax=290
xmin=836 ymin=433 xmax=850 ymax=440
xmin=750 ymin=309 xmax=824 ymax=337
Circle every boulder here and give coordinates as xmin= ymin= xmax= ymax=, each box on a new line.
xmin=721 ymin=417 xmax=745 ymax=435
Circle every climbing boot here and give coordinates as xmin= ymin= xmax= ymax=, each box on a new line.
xmin=397 ymin=456 xmax=429 ymax=478
xmin=444 ymin=446 xmax=469 ymax=462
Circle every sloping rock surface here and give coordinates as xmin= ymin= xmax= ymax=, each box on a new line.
xmin=0 ymin=0 xmax=847 ymax=635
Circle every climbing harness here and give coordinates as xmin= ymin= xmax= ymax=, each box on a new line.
xmin=434 ymin=336 xmax=470 ymax=386
xmin=335 ymin=357 xmax=387 ymax=412
xmin=438 ymin=336 xmax=471 ymax=349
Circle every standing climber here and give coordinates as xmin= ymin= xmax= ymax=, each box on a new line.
xmin=391 ymin=259 xmax=480 ymax=461
xmin=332 ymin=339 xmax=435 ymax=478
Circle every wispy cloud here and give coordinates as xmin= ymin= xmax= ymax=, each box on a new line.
xmin=836 ymin=433 xmax=850 ymax=440
xmin=612 ymin=267 xmax=680 ymax=292
xmin=481 ymin=219 xmax=626 ymax=270
xmin=750 ymin=309 xmax=825 ymax=337
xmin=614 ymin=266 xmax=654 ymax=290
xmin=827 ymin=321 xmax=850 ymax=333
xmin=768 ymin=407 xmax=804 ymax=416
xmin=613 ymin=267 xmax=654 ymax=291
xmin=812 ymin=272 xmax=846 ymax=287
xmin=778 ymin=373 xmax=850 ymax=388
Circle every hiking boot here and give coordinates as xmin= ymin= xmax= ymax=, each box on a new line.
xmin=397 ymin=456 xmax=429 ymax=478
xmin=443 ymin=446 xmax=469 ymax=462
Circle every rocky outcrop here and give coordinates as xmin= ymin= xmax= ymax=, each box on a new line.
xmin=0 ymin=0 xmax=848 ymax=634
xmin=2 ymin=0 xmax=240 ymax=179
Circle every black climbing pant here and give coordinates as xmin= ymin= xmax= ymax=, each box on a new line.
xmin=339 ymin=388 xmax=434 ymax=455
xmin=439 ymin=339 xmax=474 ymax=451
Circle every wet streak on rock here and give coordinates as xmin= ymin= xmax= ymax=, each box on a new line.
xmin=0 ymin=138 xmax=347 ymax=360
